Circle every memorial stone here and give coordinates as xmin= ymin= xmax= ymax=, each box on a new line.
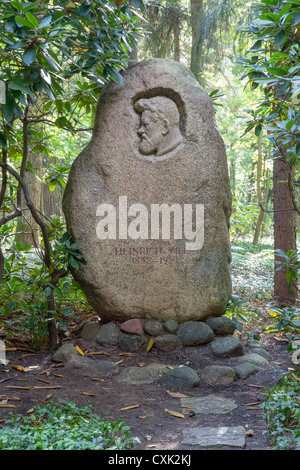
xmin=63 ymin=59 xmax=232 ymax=323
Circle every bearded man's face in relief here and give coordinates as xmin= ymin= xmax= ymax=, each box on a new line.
xmin=137 ymin=110 xmax=167 ymax=156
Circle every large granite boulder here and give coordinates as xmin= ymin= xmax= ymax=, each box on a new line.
xmin=63 ymin=59 xmax=232 ymax=323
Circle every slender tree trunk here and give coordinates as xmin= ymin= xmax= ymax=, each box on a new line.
xmin=229 ymin=149 xmax=236 ymax=199
xmin=15 ymin=152 xmax=42 ymax=246
xmin=42 ymin=182 xmax=62 ymax=219
xmin=173 ymin=10 xmax=180 ymax=62
xmin=190 ymin=0 xmax=203 ymax=78
xmin=253 ymin=132 xmax=263 ymax=245
xmin=260 ymin=169 xmax=270 ymax=239
xmin=273 ymin=157 xmax=298 ymax=304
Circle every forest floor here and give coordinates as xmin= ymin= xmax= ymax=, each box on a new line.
xmin=0 ymin=312 xmax=295 ymax=453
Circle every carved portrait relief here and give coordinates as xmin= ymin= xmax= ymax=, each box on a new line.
xmin=134 ymin=96 xmax=183 ymax=159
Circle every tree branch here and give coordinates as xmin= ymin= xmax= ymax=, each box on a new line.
xmin=0 ymin=162 xmax=51 ymax=268
xmin=0 ymin=208 xmax=22 ymax=227
xmin=0 ymin=127 xmax=8 ymax=208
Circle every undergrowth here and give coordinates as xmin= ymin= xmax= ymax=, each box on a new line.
xmin=0 ymin=399 xmax=136 ymax=450
xmin=261 ymin=371 xmax=300 ymax=450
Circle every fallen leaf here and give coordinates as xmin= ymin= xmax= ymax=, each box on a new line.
xmin=120 ymin=404 xmax=140 ymax=411
xmin=165 ymin=408 xmax=185 ymax=419
xmin=36 ymin=378 xmax=51 ymax=384
xmin=87 ymin=351 xmax=111 ymax=356
xmin=19 ymin=354 xmax=35 ymax=360
xmin=138 ymin=416 xmax=147 ymax=419
xmin=33 ymin=385 xmax=61 ymax=390
xmin=39 ymin=369 xmax=51 ymax=375
xmin=115 ymin=359 xmax=123 ymax=365
xmin=82 ymin=392 xmax=97 ymax=396
xmin=145 ymin=435 xmax=152 ymax=441
xmin=12 ymin=365 xmax=26 ymax=373
xmin=146 ymin=337 xmax=154 ymax=354
xmin=76 ymin=345 xmax=84 ymax=356
xmin=166 ymin=390 xmax=188 ymax=398
xmin=0 ymin=378 xmax=12 ymax=384
xmin=268 ymin=310 xmax=278 ymax=317
xmin=27 ymin=408 xmax=34 ymax=414
xmin=53 ymin=374 xmax=65 ymax=379
xmin=119 ymin=353 xmax=137 ymax=357
xmin=44 ymin=394 xmax=52 ymax=401
xmin=274 ymin=335 xmax=289 ymax=343
xmin=0 ymin=404 xmax=16 ymax=408
xmin=91 ymin=378 xmax=104 ymax=382
xmin=246 ymin=429 xmax=254 ymax=437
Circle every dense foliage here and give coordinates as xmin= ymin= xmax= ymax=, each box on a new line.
xmin=0 ymin=399 xmax=136 ymax=449
xmin=262 ymin=371 xmax=300 ymax=450
xmin=0 ymin=0 xmax=145 ymax=347
xmin=239 ymin=0 xmax=300 ymax=293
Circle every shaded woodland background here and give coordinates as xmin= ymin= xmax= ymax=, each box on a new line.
xmin=0 ymin=0 xmax=299 ymax=349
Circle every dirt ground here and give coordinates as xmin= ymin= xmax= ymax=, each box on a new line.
xmin=0 ymin=328 xmax=295 ymax=453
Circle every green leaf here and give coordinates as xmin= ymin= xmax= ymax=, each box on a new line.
xmin=266 ymin=66 xmax=286 ymax=77
xmin=44 ymin=286 xmax=52 ymax=297
xmin=0 ymin=132 xmax=8 ymax=151
xmin=1 ymin=91 xmax=15 ymax=122
xmin=23 ymin=1 xmax=40 ymax=11
xmin=25 ymin=11 xmax=39 ymax=28
xmin=41 ymin=49 xmax=61 ymax=72
xmin=68 ymin=256 xmax=79 ymax=270
xmin=11 ymin=1 xmax=23 ymax=11
xmin=252 ymin=18 xmax=275 ymax=26
xmin=9 ymin=81 xmax=34 ymax=99
xmin=286 ymin=120 xmax=294 ymax=130
xmin=61 ymin=306 xmax=73 ymax=315
xmin=49 ymin=180 xmax=57 ymax=191
xmin=255 ymin=124 xmax=262 ymax=136
xmin=104 ymin=65 xmax=123 ymax=84
xmin=249 ymin=40 xmax=262 ymax=51
xmin=39 ymin=15 xmax=52 ymax=28
xmin=23 ymin=47 xmax=37 ymax=65
xmin=15 ymin=15 xmax=33 ymax=28
xmin=274 ymin=30 xmax=286 ymax=46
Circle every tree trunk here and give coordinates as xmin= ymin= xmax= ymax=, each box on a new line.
xmin=173 ymin=10 xmax=180 ymax=62
xmin=253 ymin=132 xmax=263 ymax=245
xmin=190 ymin=0 xmax=203 ymax=79
xmin=260 ymin=169 xmax=270 ymax=239
xmin=273 ymin=158 xmax=298 ymax=304
xmin=42 ymin=182 xmax=62 ymax=220
xmin=15 ymin=152 xmax=42 ymax=246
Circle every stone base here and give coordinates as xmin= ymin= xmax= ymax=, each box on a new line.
xmin=74 ymin=315 xmax=240 ymax=354
xmin=52 ymin=319 xmax=271 ymax=386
